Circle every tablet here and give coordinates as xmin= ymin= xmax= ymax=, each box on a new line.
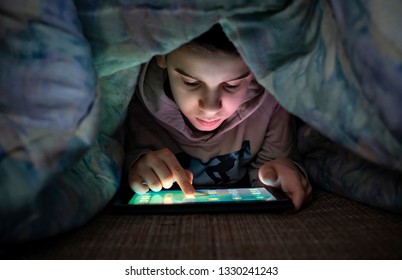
xmin=112 ymin=185 xmax=293 ymax=214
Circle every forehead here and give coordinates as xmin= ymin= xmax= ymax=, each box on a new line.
xmin=166 ymin=45 xmax=249 ymax=81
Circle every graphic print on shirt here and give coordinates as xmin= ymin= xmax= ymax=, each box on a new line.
xmin=176 ymin=141 xmax=251 ymax=186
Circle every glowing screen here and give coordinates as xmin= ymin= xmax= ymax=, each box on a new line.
xmin=128 ymin=187 xmax=276 ymax=205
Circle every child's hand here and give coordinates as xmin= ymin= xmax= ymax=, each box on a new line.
xmin=258 ymin=157 xmax=312 ymax=211
xmin=128 ymin=148 xmax=195 ymax=195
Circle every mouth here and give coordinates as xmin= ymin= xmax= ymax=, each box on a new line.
xmin=195 ymin=118 xmax=221 ymax=128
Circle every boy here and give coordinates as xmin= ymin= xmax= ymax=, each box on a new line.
xmin=125 ymin=24 xmax=311 ymax=210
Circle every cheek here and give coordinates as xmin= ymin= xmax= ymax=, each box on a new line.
xmin=222 ymin=91 xmax=248 ymax=113
xmin=171 ymin=87 xmax=198 ymax=113
xmin=176 ymin=97 xmax=198 ymax=114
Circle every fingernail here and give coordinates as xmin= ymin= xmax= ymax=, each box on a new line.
xmin=264 ymin=179 xmax=275 ymax=185
xmin=186 ymin=188 xmax=195 ymax=196
xmin=185 ymin=193 xmax=195 ymax=198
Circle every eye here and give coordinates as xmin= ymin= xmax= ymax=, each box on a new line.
xmin=223 ymin=83 xmax=241 ymax=91
xmin=183 ymin=80 xmax=200 ymax=88
xmin=179 ymin=74 xmax=200 ymax=88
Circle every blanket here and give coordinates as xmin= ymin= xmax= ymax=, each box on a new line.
xmin=1 ymin=0 xmax=401 ymax=241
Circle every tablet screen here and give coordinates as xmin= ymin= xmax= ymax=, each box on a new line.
xmin=128 ymin=187 xmax=277 ymax=205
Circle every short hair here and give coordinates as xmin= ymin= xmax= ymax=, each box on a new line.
xmin=186 ymin=24 xmax=239 ymax=56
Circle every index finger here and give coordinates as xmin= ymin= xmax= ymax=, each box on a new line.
xmin=164 ymin=154 xmax=195 ymax=195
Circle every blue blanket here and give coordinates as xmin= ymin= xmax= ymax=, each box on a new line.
xmin=1 ymin=0 xmax=401 ymax=241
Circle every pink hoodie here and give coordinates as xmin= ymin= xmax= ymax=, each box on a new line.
xmin=125 ymin=58 xmax=296 ymax=187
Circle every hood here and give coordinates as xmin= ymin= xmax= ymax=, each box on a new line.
xmin=137 ymin=58 xmax=269 ymax=144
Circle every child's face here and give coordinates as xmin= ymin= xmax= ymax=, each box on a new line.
xmin=156 ymin=45 xmax=253 ymax=132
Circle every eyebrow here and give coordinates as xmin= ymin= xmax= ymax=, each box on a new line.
xmin=174 ymin=67 xmax=251 ymax=81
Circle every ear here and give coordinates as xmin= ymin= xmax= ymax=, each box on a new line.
xmin=156 ymin=55 xmax=167 ymax=69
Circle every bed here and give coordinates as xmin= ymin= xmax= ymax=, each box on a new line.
xmin=1 ymin=0 xmax=401 ymax=242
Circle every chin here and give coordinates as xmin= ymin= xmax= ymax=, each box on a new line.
xmin=197 ymin=126 xmax=217 ymax=132
xmin=194 ymin=122 xmax=222 ymax=132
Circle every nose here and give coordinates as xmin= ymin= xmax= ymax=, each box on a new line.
xmin=199 ymin=92 xmax=222 ymax=114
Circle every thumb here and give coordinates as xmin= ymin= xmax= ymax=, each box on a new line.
xmin=259 ymin=165 xmax=279 ymax=187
